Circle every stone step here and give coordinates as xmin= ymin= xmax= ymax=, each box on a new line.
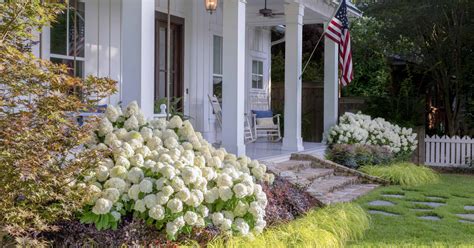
xmin=306 ymin=176 xmax=359 ymax=197
xmin=280 ymin=168 xmax=335 ymax=187
xmin=268 ymin=160 xmax=312 ymax=175
xmin=317 ymin=184 xmax=380 ymax=205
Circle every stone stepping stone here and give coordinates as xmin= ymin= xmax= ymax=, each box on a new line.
xmin=418 ymin=215 xmax=441 ymax=221
xmin=459 ymin=219 xmax=474 ymax=224
xmin=368 ymin=210 xmax=399 ymax=216
xmin=456 ymin=214 xmax=474 ymax=221
xmin=425 ymin=196 xmax=446 ymax=201
xmin=381 ymin=194 xmax=404 ymax=198
xmin=368 ymin=200 xmax=395 ymax=206
xmin=464 ymin=206 xmax=474 ymax=211
xmin=413 ymin=201 xmax=446 ymax=208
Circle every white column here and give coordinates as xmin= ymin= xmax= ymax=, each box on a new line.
xmin=222 ymin=0 xmax=246 ymax=156
xmin=121 ymin=0 xmax=155 ymax=118
xmin=323 ymin=22 xmax=339 ymax=135
xmin=282 ymin=2 xmax=304 ymax=151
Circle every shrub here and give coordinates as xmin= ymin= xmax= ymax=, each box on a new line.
xmin=359 ymin=162 xmax=439 ymax=186
xmin=78 ymin=102 xmax=274 ymax=240
xmin=0 ymin=1 xmax=116 ymax=244
xmin=208 ymin=203 xmax=370 ymax=248
xmin=326 ymin=144 xmax=394 ymax=169
xmin=327 ymin=112 xmax=418 ymax=158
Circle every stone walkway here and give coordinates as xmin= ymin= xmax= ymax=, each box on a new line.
xmin=365 ymin=193 xmax=474 ymax=224
xmin=265 ymin=157 xmax=381 ymax=205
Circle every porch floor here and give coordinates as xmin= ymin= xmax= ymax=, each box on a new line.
xmin=246 ymin=141 xmax=327 ymax=162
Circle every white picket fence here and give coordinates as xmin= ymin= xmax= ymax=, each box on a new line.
xmin=425 ymin=135 xmax=474 ymax=167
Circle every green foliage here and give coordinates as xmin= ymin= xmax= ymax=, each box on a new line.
xmin=364 ymin=0 xmax=474 ymax=135
xmin=352 ymin=174 xmax=474 ymax=247
xmin=326 ymin=144 xmax=395 ymax=169
xmin=208 ymin=203 xmax=370 ymax=248
xmin=0 ymin=0 xmax=116 ymax=244
xmin=360 ymin=163 xmax=439 ymax=186
xmin=154 ymin=97 xmax=190 ymax=120
xmin=345 ymin=17 xmax=391 ymax=97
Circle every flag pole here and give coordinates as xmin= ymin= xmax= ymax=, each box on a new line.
xmin=299 ymin=1 xmax=343 ymax=80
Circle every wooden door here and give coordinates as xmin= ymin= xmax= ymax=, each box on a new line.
xmin=155 ymin=13 xmax=184 ymax=109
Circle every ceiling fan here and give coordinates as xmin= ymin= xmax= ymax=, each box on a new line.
xmin=259 ymin=0 xmax=284 ymax=18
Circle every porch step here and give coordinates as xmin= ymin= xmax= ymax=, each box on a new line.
xmin=267 ymin=160 xmax=312 ymax=175
xmin=317 ymin=184 xmax=380 ymax=205
xmin=306 ymin=176 xmax=358 ymax=197
xmin=280 ymin=168 xmax=335 ymax=187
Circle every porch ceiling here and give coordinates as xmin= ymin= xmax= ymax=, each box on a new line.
xmin=246 ymin=0 xmax=361 ymax=26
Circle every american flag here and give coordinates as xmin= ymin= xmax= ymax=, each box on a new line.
xmin=325 ymin=0 xmax=353 ymax=86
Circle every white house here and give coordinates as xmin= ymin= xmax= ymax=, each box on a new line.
xmin=33 ymin=0 xmax=360 ymax=157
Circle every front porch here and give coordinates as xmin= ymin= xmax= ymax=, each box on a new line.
xmin=78 ymin=0 xmax=361 ymax=157
xmin=246 ymin=141 xmax=327 ymax=161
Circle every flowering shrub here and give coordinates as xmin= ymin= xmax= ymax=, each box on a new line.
xmin=326 ymin=112 xmax=417 ymax=157
xmin=326 ymin=144 xmax=394 ymax=169
xmin=78 ymin=102 xmax=274 ymax=240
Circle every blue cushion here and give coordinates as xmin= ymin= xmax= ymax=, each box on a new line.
xmin=252 ymin=110 xmax=273 ymax=118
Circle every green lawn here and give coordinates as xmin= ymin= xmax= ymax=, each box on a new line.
xmin=350 ymin=174 xmax=474 ymax=248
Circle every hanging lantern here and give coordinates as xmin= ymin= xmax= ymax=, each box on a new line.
xmin=204 ymin=0 xmax=218 ymax=14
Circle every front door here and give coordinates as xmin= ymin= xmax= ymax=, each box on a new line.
xmin=155 ymin=13 xmax=184 ymax=111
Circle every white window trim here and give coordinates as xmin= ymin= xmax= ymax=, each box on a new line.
xmin=251 ymin=59 xmax=265 ymax=90
xmin=48 ymin=1 xmax=86 ymax=76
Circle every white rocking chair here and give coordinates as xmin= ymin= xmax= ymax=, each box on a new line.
xmin=208 ymin=94 xmax=255 ymax=143
xmin=252 ymin=111 xmax=282 ymax=142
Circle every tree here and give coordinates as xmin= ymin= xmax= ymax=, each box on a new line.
xmin=0 ymin=1 xmax=116 ymax=245
xmin=364 ymin=0 xmax=474 ymax=135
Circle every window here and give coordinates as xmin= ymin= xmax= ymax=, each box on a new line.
xmin=212 ymin=35 xmax=223 ymax=99
xmin=50 ymin=0 xmax=85 ymax=77
xmin=252 ymin=60 xmax=264 ymax=89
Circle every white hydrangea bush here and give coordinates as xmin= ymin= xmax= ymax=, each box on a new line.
xmin=78 ymin=102 xmax=274 ymax=239
xmin=326 ymin=112 xmax=417 ymax=156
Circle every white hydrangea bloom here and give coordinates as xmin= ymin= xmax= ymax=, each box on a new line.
xmin=184 ymin=211 xmax=198 ymax=225
xmin=82 ymin=103 xmax=274 ymax=237
xmin=143 ymin=194 xmax=157 ymax=208
xmin=98 ymin=118 xmax=114 ymax=137
xmin=167 ymin=198 xmax=183 ymax=213
xmin=92 ymin=198 xmax=113 ymax=215
xmin=127 ymin=167 xmax=144 ymax=184
xmin=149 ymin=205 xmax=165 ymax=220
xmin=105 ymin=105 xmax=120 ymax=123
xmin=156 ymin=192 xmax=169 ymax=205
xmin=133 ymin=199 xmax=146 ymax=213
xmin=124 ymin=101 xmax=139 ymax=117
xmin=128 ymin=184 xmax=141 ymax=201
xmin=104 ymin=177 xmax=127 ymax=193
xmin=168 ymin=115 xmax=183 ymax=129
xmin=139 ymin=179 xmax=153 ymax=193
xmin=124 ymin=115 xmax=139 ymax=131
xmin=102 ymin=188 xmax=120 ymax=203
xmin=218 ymin=186 xmax=233 ymax=201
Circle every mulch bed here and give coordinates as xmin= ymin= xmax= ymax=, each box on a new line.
xmin=42 ymin=175 xmax=320 ymax=247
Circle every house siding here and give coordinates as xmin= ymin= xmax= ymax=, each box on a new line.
xmin=36 ymin=0 xmax=271 ymax=141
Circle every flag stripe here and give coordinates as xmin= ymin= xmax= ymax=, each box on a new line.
xmin=325 ymin=0 xmax=353 ymax=86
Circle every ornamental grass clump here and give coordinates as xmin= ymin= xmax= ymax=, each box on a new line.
xmin=208 ymin=203 xmax=370 ymax=248
xmin=360 ymin=162 xmax=439 ymax=186
xmin=78 ymin=102 xmax=274 ymax=240
xmin=327 ymin=112 xmax=418 ymax=158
